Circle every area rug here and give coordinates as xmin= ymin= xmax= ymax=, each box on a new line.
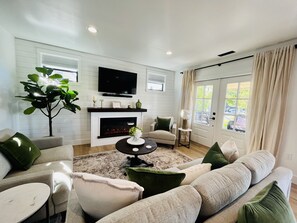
xmin=73 ymin=148 xmax=192 ymax=179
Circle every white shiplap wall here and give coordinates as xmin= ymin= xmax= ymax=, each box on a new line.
xmin=0 ymin=27 xmax=16 ymax=129
xmin=15 ymin=39 xmax=176 ymax=145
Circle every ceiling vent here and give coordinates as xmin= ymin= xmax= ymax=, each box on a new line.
xmin=218 ymin=50 xmax=235 ymax=57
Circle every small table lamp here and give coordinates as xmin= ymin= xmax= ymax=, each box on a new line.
xmin=180 ymin=109 xmax=191 ymax=129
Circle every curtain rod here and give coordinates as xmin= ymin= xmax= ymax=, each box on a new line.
xmin=180 ymin=44 xmax=297 ymax=74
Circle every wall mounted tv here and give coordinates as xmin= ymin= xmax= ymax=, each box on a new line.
xmin=98 ymin=67 xmax=137 ymax=98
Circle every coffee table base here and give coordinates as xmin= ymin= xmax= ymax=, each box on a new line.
xmin=121 ymin=155 xmax=154 ymax=169
xmin=127 ymin=156 xmax=154 ymax=167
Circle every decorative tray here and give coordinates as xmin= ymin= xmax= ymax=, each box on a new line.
xmin=127 ymin=137 xmax=145 ymax=145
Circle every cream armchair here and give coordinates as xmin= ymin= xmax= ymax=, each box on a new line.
xmin=147 ymin=117 xmax=177 ymax=148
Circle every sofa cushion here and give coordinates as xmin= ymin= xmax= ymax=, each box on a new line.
xmin=97 ymin=185 xmax=202 ymax=223
xmin=221 ymin=139 xmax=239 ymax=163
xmin=155 ymin=117 xmax=171 ymax=131
xmin=126 ymin=167 xmax=185 ymax=197
xmin=237 ymin=181 xmax=296 ymax=223
xmin=202 ymin=142 xmax=229 ymax=170
xmin=191 ymin=162 xmax=251 ymax=217
xmin=148 ymin=130 xmax=176 ymax=141
xmin=72 ymin=172 xmax=143 ymax=219
xmin=0 ymin=132 xmax=41 ymax=170
xmin=0 ymin=152 xmax=12 ymax=180
xmin=235 ymin=150 xmax=275 ymax=185
xmin=34 ymin=145 xmax=73 ymax=165
xmin=178 ymin=163 xmax=211 ymax=185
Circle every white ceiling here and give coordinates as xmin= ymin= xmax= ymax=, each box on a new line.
xmin=1 ymin=0 xmax=297 ymax=71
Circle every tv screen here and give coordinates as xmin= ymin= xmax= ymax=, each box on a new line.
xmin=98 ymin=67 xmax=137 ymax=95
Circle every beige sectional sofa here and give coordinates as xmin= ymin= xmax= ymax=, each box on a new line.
xmin=66 ymin=150 xmax=293 ymax=223
xmin=0 ymin=129 xmax=73 ymax=222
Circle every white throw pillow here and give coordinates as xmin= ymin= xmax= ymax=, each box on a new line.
xmin=178 ymin=163 xmax=212 ymax=185
xmin=72 ymin=172 xmax=144 ymax=219
xmin=0 ymin=152 xmax=12 ymax=180
xmin=221 ymin=139 xmax=239 ymax=163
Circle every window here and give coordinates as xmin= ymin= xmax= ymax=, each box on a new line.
xmin=193 ymin=85 xmax=214 ymax=125
xmin=222 ymin=81 xmax=250 ymax=133
xmin=147 ymin=70 xmax=166 ymax=92
xmin=40 ymin=53 xmax=79 ymax=82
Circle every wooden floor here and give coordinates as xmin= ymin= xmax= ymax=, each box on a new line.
xmin=73 ymin=141 xmax=297 ymax=218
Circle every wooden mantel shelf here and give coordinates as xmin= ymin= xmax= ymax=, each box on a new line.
xmin=87 ymin=107 xmax=147 ymax=113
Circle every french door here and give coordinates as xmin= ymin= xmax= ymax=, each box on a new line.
xmin=191 ymin=75 xmax=251 ymax=153
xmin=191 ymin=80 xmax=220 ymax=147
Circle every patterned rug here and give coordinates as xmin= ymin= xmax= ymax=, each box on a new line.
xmin=73 ymin=148 xmax=192 ymax=179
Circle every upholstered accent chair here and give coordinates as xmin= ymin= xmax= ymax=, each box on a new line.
xmin=147 ymin=117 xmax=176 ymax=148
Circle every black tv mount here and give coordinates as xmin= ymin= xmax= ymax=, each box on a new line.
xmin=102 ymin=93 xmax=133 ymax=98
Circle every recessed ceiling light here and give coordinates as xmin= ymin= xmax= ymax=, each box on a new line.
xmin=166 ymin=51 xmax=172 ymax=55
xmin=87 ymin=25 xmax=97 ymax=33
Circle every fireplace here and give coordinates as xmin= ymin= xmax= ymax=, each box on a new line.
xmin=99 ymin=117 xmax=137 ymax=138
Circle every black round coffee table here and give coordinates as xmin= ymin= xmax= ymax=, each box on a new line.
xmin=115 ymin=137 xmax=157 ymax=167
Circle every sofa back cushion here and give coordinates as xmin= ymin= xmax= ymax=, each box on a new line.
xmin=178 ymin=163 xmax=211 ymax=185
xmin=238 ymin=181 xmax=296 ymax=223
xmin=235 ymin=150 xmax=275 ymax=185
xmin=0 ymin=152 xmax=12 ymax=180
xmin=72 ymin=172 xmax=144 ymax=219
xmin=97 ymin=185 xmax=202 ymax=223
xmin=191 ymin=162 xmax=251 ymax=217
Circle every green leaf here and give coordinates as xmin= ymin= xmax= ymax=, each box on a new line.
xmin=49 ymin=74 xmax=63 ymax=79
xmin=60 ymin=79 xmax=69 ymax=84
xmin=36 ymin=67 xmax=48 ymax=74
xmin=24 ymin=107 xmax=36 ymax=115
xmin=36 ymin=67 xmax=53 ymax=76
xmin=32 ymin=100 xmax=47 ymax=108
xmin=28 ymin=74 xmax=39 ymax=83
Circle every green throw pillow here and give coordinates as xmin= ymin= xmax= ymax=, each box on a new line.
xmin=0 ymin=132 xmax=41 ymax=170
xmin=126 ymin=167 xmax=185 ymax=197
xmin=202 ymin=142 xmax=229 ymax=170
xmin=238 ymin=181 xmax=296 ymax=223
xmin=155 ymin=117 xmax=171 ymax=131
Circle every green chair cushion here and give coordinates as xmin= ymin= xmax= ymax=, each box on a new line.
xmin=155 ymin=117 xmax=171 ymax=131
xmin=0 ymin=132 xmax=41 ymax=170
xmin=238 ymin=181 xmax=296 ymax=223
xmin=202 ymin=142 xmax=229 ymax=170
xmin=126 ymin=167 xmax=185 ymax=197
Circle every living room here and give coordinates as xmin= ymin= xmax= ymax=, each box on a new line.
xmin=0 ymin=1 xmax=297 ymax=223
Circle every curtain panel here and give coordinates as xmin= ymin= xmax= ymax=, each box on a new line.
xmin=180 ymin=70 xmax=195 ymax=128
xmin=247 ymin=45 xmax=295 ymax=157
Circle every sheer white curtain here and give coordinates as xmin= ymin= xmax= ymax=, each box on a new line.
xmin=180 ymin=70 xmax=195 ymax=128
xmin=247 ymin=45 xmax=295 ymax=157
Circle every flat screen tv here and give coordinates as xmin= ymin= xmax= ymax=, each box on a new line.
xmin=98 ymin=67 xmax=137 ymax=96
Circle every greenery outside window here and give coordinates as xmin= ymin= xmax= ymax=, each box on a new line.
xmin=223 ymin=81 xmax=250 ymax=133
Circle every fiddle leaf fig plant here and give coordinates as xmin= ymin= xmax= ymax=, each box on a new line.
xmin=17 ymin=67 xmax=81 ymax=136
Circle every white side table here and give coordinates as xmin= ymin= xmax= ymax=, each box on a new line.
xmin=178 ymin=128 xmax=192 ymax=148
xmin=0 ymin=183 xmax=50 ymax=223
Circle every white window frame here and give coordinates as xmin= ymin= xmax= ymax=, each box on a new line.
xmin=146 ymin=69 xmax=166 ymax=93
xmin=37 ymin=48 xmax=81 ymax=85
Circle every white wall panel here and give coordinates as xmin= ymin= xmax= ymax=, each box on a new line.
xmin=0 ymin=26 xmax=16 ymax=129
xmin=15 ymin=39 xmax=176 ymax=145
